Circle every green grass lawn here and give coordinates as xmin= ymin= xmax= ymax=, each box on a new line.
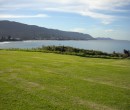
xmin=0 ymin=50 xmax=130 ymax=110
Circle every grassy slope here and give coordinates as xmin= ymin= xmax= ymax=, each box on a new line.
xmin=0 ymin=50 xmax=130 ymax=110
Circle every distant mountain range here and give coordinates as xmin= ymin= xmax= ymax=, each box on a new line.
xmin=96 ymin=37 xmax=114 ymax=40
xmin=0 ymin=20 xmax=94 ymax=41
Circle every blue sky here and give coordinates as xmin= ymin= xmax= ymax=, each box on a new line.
xmin=0 ymin=0 xmax=130 ymax=40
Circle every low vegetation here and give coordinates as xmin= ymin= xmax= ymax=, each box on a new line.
xmin=5 ymin=46 xmax=130 ymax=59
xmin=0 ymin=50 xmax=130 ymax=110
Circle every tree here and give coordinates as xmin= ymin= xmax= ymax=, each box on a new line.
xmin=124 ymin=49 xmax=129 ymax=57
xmin=1 ymin=36 xmax=5 ymax=41
xmin=7 ymin=35 xmax=12 ymax=40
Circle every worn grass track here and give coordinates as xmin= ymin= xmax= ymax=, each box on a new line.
xmin=0 ymin=50 xmax=130 ymax=110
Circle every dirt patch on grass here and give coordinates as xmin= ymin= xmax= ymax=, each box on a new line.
xmin=83 ymin=78 xmax=130 ymax=90
xmin=73 ymin=97 xmax=117 ymax=110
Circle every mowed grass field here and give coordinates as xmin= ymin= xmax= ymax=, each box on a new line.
xmin=0 ymin=50 xmax=130 ymax=110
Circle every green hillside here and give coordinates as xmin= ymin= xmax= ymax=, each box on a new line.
xmin=0 ymin=50 xmax=130 ymax=110
xmin=0 ymin=21 xmax=94 ymax=41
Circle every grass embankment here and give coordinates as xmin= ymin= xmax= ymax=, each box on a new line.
xmin=0 ymin=50 xmax=130 ymax=110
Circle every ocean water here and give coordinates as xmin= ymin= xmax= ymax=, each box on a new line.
xmin=0 ymin=40 xmax=130 ymax=53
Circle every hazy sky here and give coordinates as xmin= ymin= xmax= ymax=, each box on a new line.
xmin=0 ymin=0 xmax=130 ymax=40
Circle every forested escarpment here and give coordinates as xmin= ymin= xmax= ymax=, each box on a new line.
xmin=0 ymin=20 xmax=94 ymax=41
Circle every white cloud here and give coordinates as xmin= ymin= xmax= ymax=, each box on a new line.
xmin=105 ymin=29 xmax=115 ymax=32
xmin=0 ymin=0 xmax=130 ymax=24
xmin=70 ymin=28 xmax=87 ymax=33
xmin=0 ymin=14 xmax=49 ymax=19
